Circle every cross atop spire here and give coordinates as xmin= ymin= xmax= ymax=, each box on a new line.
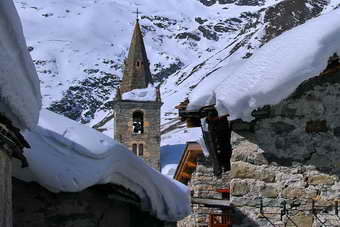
xmin=119 ymin=18 xmax=153 ymax=94
xmin=133 ymin=8 xmax=141 ymax=22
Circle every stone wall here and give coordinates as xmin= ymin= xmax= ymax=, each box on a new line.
xmin=177 ymin=133 xmax=261 ymax=227
xmin=230 ymin=70 xmax=340 ymax=227
xmin=0 ymin=151 xmax=12 ymax=227
xmin=179 ymin=69 xmax=340 ymax=226
xmin=113 ymin=100 xmax=161 ymax=170
xmin=178 ymin=156 xmax=230 ymax=227
xmin=13 ymin=178 xmax=173 ymax=227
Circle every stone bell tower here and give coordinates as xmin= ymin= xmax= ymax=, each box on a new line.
xmin=113 ymin=18 xmax=162 ymax=170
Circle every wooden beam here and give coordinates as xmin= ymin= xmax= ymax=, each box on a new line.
xmin=186 ymin=161 xmax=197 ymax=168
xmin=180 ymin=172 xmax=191 ymax=179
xmin=192 ymin=198 xmax=230 ymax=207
xmin=174 ymin=146 xmax=191 ymax=181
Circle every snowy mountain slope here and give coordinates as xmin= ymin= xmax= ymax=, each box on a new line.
xmin=16 ymin=0 xmax=294 ymax=123
xmin=15 ymin=0 xmax=238 ymax=122
xmin=15 ymin=0 xmax=340 ymax=172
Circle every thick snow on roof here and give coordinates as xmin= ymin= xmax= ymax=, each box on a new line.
xmin=122 ymin=85 xmax=157 ymax=101
xmin=13 ymin=109 xmax=190 ymax=221
xmin=188 ymin=9 xmax=340 ymax=121
xmin=0 ymin=0 xmax=41 ymax=129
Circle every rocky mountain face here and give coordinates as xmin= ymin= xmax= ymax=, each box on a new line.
xmin=15 ymin=0 xmax=339 ymax=136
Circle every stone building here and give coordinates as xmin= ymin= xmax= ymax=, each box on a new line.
xmin=10 ymin=109 xmax=187 ymax=227
xmin=113 ymin=19 xmax=162 ymax=170
xmin=177 ymin=57 xmax=340 ymax=227
xmin=0 ymin=115 xmax=33 ymax=227
xmin=0 ymin=149 xmax=12 ymax=227
xmin=175 ymin=142 xmax=233 ymax=227
xmin=12 ymin=179 xmax=176 ymax=227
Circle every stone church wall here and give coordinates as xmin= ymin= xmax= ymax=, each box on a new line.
xmin=0 ymin=151 xmax=12 ymax=227
xmin=114 ymin=101 xmax=161 ymax=170
xmin=179 ymin=70 xmax=340 ymax=226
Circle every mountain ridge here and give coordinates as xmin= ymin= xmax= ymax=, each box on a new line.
xmin=15 ymin=0 xmax=340 ymax=142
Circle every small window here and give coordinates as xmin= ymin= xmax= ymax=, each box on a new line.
xmin=132 ymin=144 xmax=137 ymax=155
xmin=136 ymin=61 xmax=140 ymax=67
xmin=138 ymin=144 xmax=144 ymax=156
xmin=132 ymin=111 xmax=144 ymax=134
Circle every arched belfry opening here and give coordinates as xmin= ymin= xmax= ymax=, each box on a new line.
xmin=138 ymin=144 xmax=144 ymax=156
xmin=131 ymin=143 xmax=144 ymax=156
xmin=132 ymin=111 xmax=144 ymax=134
xmin=132 ymin=143 xmax=137 ymax=155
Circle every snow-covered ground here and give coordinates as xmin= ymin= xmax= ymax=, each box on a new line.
xmin=188 ymin=8 xmax=340 ymax=120
xmin=0 ymin=0 xmax=41 ymax=129
xmin=13 ymin=109 xmax=190 ymax=221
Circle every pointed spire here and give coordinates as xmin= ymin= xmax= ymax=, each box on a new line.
xmin=120 ymin=19 xmax=153 ymax=94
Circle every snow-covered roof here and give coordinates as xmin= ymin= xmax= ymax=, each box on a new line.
xmin=0 ymin=0 xmax=41 ymax=129
xmin=13 ymin=109 xmax=190 ymax=221
xmin=188 ymin=8 xmax=340 ymax=121
xmin=122 ymin=85 xmax=157 ymax=101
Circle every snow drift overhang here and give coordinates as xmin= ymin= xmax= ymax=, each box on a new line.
xmin=0 ymin=0 xmax=41 ymax=130
xmin=187 ymin=8 xmax=340 ymax=122
xmin=13 ymin=109 xmax=190 ymax=221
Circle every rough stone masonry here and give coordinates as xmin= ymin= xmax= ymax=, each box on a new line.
xmin=179 ymin=64 xmax=340 ymax=227
xmin=113 ymin=100 xmax=162 ymax=170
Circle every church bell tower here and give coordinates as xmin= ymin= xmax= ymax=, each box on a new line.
xmin=113 ymin=18 xmax=162 ymax=170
